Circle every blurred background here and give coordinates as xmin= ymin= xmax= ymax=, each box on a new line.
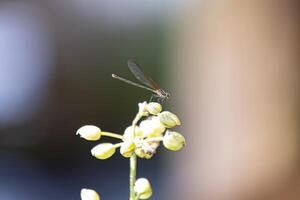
xmin=0 ymin=0 xmax=300 ymax=200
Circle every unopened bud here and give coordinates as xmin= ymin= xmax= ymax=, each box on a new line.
xmin=144 ymin=153 xmax=153 ymax=159
xmin=139 ymin=117 xmax=165 ymax=138
xmin=146 ymin=102 xmax=162 ymax=115
xmin=135 ymin=148 xmax=146 ymax=158
xmin=123 ymin=125 xmax=143 ymax=140
xmin=120 ymin=140 xmax=135 ymax=158
xmin=134 ymin=178 xmax=152 ymax=199
xmin=158 ymin=111 xmax=181 ymax=128
xmin=76 ymin=125 xmax=101 ymax=141
xmin=80 ymin=188 xmax=100 ymax=200
xmin=138 ymin=101 xmax=149 ymax=117
xmin=91 ymin=143 xmax=116 ymax=159
xmin=163 ymin=130 xmax=185 ymax=151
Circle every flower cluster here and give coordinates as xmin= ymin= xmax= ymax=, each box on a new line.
xmin=77 ymin=101 xmax=185 ymax=200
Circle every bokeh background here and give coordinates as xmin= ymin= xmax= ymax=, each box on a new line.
xmin=1 ymin=0 xmax=300 ymax=200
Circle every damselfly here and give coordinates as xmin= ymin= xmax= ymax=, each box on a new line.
xmin=112 ymin=60 xmax=170 ymax=102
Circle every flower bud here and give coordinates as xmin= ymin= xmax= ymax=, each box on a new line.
xmin=91 ymin=143 xmax=116 ymax=159
xmin=138 ymin=101 xmax=149 ymax=117
xmin=120 ymin=140 xmax=135 ymax=158
xmin=139 ymin=117 xmax=165 ymax=138
xmin=135 ymin=148 xmax=146 ymax=158
xmin=158 ymin=111 xmax=181 ymax=128
xmin=80 ymin=188 xmax=100 ymax=200
xmin=76 ymin=125 xmax=101 ymax=141
xmin=123 ymin=125 xmax=143 ymax=140
xmin=146 ymin=102 xmax=162 ymax=115
xmin=134 ymin=178 xmax=152 ymax=199
xmin=144 ymin=153 xmax=153 ymax=159
xmin=163 ymin=130 xmax=185 ymax=151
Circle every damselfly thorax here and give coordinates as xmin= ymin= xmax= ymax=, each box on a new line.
xmin=112 ymin=60 xmax=170 ymax=102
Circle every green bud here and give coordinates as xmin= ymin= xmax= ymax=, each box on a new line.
xmin=80 ymin=188 xmax=100 ymax=200
xmin=163 ymin=130 xmax=185 ymax=151
xmin=146 ymin=102 xmax=162 ymax=115
xmin=139 ymin=117 xmax=165 ymax=138
xmin=120 ymin=140 xmax=135 ymax=158
xmin=76 ymin=125 xmax=101 ymax=141
xmin=135 ymin=148 xmax=146 ymax=158
xmin=158 ymin=111 xmax=181 ymax=128
xmin=123 ymin=125 xmax=143 ymax=140
xmin=91 ymin=143 xmax=116 ymax=159
xmin=138 ymin=101 xmax=149 ymax=117
xmin=144 ymin=153 xmax=153 ymax=159
xmin=134 ymin=178 xmax=153 ymax=199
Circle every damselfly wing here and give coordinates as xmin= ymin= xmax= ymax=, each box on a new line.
xmin=112 ymin=60 xmax=170 ymax=101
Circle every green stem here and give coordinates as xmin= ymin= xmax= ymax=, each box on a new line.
xmin=113 ymin=142 xmax=122 ymax=148
xmin=143 ymin=137 xmax=164 ymax=143
xmin=135 ymin=193 xmax=141 ymax=200
xmin=101 ymin=131 xmax=123 ymax=140
xmin=129 ymin=112 xmax=144 ymax=200
xmin=129 ymin=153 xmax=137 ymax=200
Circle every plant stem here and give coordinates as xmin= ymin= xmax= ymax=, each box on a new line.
xmin=135 ymin=193 xmax=141 ymax=200
xmin=130 ymin=112 xmax=144 ymax=200
xmin=129 ymin=153 xmax=137 ymax=200
xmin=113 ymin=142 xmax=123 ymax=148
xmin=143 ymin=137 xmax=164 ymax=143
xmin=101 ymin=131 xmax=123 ymax=140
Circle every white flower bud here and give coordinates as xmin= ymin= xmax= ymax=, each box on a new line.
xmin=146 ymin=102 xmax=162 ymax=115
xmin=123 ymin=125 xmax=143 ymax=141
xmin=135 ymin=148 xmax=146 ymax=158
xmin=91 ymin=143 xmax=116 ymax=159
xmin=76 ymin=125 xmax=102 ymax=141
xmin=80 ymin=188 xmax=100 ymax=200
xmin=163 ymin=130 xmax=185 ymax=151
xmin=138 ymin=101 xmax=149 ymax=116
xmin=144 ymin=153 xmax=153 ymax=159
xmin=139 ymin=117 xmax=165 ymax=138
xmin=120 ymin=139 xmax=135 ymax=158
xmin=158 ymin=111 xmax=181 ymax=128
xmin=134 ymin=178 xmax=152 ymax=199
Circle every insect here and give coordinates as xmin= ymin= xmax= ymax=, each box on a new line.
xmin=112 ymin=60 xmax=170 ymax=102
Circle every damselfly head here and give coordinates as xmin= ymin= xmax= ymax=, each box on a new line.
xmin=165 ymin=92 xmax=171 ymax=99
xmin=160 ymin=90 xmax=170 ymax=99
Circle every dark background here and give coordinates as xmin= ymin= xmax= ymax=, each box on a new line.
xmin=0 ymin=1 xmax=181 ymax=199
xmin=3 ymin=1 xmax=299 ymax=200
